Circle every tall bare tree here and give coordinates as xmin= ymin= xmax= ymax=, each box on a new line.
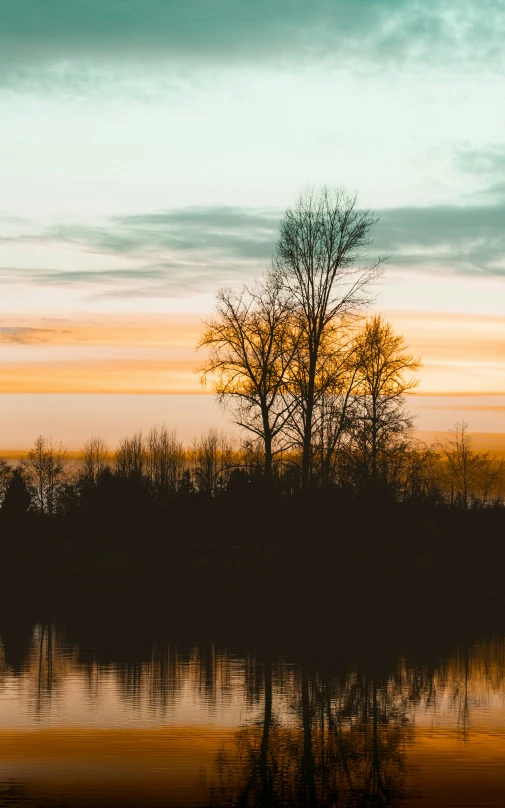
xmin=22 ymin=436 xmax=69 ymax=515
xmin=198 ymin=277 xmax=297 ymax=481
xmin=273 ymin=186 xmax=383 ymax=488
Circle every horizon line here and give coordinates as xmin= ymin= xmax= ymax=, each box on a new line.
xmin=1 ymin=390 xmax=505 ymax=397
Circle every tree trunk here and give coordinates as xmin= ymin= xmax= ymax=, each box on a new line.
xmin=371 ymin=394 xmax=378 ymax=496
xmin=301 ymin=352 xmax=317 ymax=490
xmin=262 ymin=415 xmax=273 ymax=483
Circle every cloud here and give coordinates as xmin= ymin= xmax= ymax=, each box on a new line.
xmin=2 ymin=207 xmax=279 ymax=260
xmin=0 ymin=0 xmax=503 ymax=93
xmin=452 ymin=146 xmax=505 ymax=205
xmin=0 ymin=207 xmax=281 ymax=296
xmin=374 ymin=197 xmax=505 ymax=275
xmin=0 ymin=326 xmax=59 ymax=344
xmin=457 ymin=145 xmax=505 ymax=176
xmin=2 ymin=193 xmax=505 ymax=300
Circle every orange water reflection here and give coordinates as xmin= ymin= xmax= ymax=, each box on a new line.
xmin=0 ymin=629 xmax=505 ymax=805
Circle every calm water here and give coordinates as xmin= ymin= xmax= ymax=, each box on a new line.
xmin=0 ymin=625 xmax=505 ymax=806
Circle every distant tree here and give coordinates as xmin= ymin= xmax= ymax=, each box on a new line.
xmin=145 ymin=426 xmax=184 ymax=501
xmin=0 ymin=459 xmax=13 ymax=507
xmin=438 ymin=422 xmax=504 ymax=508
xmin=192 ymin=430 xmax=234 ymax=495
xmin=178 ymin=468 xmax=193 ymax=495
xmin=344 ymin=316 xmax=421 ymax=496
xmin=114 ymin=432 xmax=144 ymax=481
xmin=78 ymin=436 xmax=109 ymax=488
xmin=273 ymin=186 xmax=384 ymax=488
xmin=57 ymin=481 xmax=80 ymax=515
xmin=199 ymin=277 xmax=296 ymax=481
xmin=21 ymin=436 xmax=69 ymax=515
xmin=389 ymin=442 xmax=442 ymax=503
xmin=2 ymin=468 xmax=31 ymax=515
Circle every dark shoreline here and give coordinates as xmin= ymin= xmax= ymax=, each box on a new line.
xmin=2 ymin=497 xmax=505 ymax=677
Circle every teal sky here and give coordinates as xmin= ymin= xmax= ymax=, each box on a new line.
xmin=0 ymin=0 xmax=504 ymax=317
xmin=1 ymin=0 xmax=505 ymax=456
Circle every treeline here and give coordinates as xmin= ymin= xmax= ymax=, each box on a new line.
xmin=0 ymin=420 xmax=503 ymax=519
xmin=1 ymin=186 xmax=503 ymax=519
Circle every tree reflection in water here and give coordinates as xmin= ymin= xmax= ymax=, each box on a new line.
xmin=1 ymin=626 xmax=505 ymax=806
xmin=209 ymin=661 xmax=413 ymax=807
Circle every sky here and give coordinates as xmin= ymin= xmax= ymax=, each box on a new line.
xmin=1 ymin=0 xmax=504 ymax=448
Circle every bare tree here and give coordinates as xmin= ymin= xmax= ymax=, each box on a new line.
xmin=199 ymin=277 xmax=297 ymax=481
xmin=145 ymin=426 xmax=184 ymax=501
xmin=192 ymin=430 xmax=234 ymax=495
xmin=21 ymin=436 xmax=69 ymax=515
xmin=392 ymin=442 xmax=442 ymax=503
xmin=78 ymin=436 xmax=109 ymax=488
xmin=273 ymin=186 xmax=384 ymax=488
xmin=283 ymin=320 xmax=361 ymax=486
xmin=349 ymin=315 xmax=421 ymax=495
xmin=114 ymin=432 xmax=145 ymax=481
xmin=478 ymin=452 xmax=505 ymax=506
xmin=438 ymin=422 xmax=504 ymax=508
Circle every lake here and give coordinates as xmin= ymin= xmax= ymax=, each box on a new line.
xmin=1 ymin=620 xmax=505 ymax=806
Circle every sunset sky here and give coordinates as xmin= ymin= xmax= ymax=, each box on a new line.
xmin=1 ymin=0 xmax=504 ymax=449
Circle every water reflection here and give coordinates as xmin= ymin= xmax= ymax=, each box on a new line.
xmin=210 ymin=662 xmax=414 ymax=806
xmin=1 ymin=627 xmax=505 ymax=805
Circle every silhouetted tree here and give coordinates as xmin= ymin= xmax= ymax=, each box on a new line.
xmin=345 ymin=315 xmax=420 ymax=497
xmin=78 ymin=436 xmax=109 ymax=487
xmin=178 ymin=468 xmax=193 ymax=495
xmin=274 ymin=186 xmax=383 ymax=488
xmin=438 ymin=422 xmax=504 ymax=508
xmin=114 ymin=431 xmax=144 ymax=481
xmin=1 ymin=468 xmax=31 ymax=516
xmin=199 ymin=277 xmax=297 ymax=481
xmin=145 ymin=426 xmax=184 ymax=501
xmin=285 ymin=322 xmax=361 ymax=487
xmin=21 ymin=436 xmax=69 ymax=515
xmin=192 ymin=430 xmax=234 ymax=495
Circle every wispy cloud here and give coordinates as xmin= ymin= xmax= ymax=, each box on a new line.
xmin=456 ymin=145 xmax=505 ymax=176
xmin=0 ymin=207 xmax=281 ymax=297
xmin=1 ymin=193 xmax=505 ymax=300
xmin=1 ymin=207 xmax=279 ymax=259
xmin=375 ymin=197 xmax=505 ymax=275
xmin=0 ymin=326 xmax=63 ymax=344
